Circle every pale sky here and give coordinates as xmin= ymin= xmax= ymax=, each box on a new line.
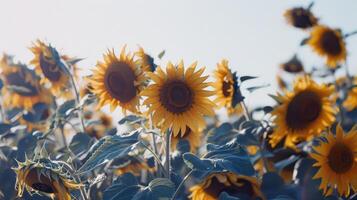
xmin=0 ymin=0 xmax=356 ymax=109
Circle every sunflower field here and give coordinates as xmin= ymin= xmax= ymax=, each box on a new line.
xmin=0 ymin=2 xmax=357 ymax=200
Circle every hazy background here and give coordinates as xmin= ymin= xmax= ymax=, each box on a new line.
xmin=0 ymin=0 xmax=356 ymax=111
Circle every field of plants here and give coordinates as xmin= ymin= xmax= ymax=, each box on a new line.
xmin=0 ymin=2 xmax=356 ymax=200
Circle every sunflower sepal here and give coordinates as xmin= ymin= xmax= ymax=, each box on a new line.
xmin=230 ymin=72 xmax=243 ymax=107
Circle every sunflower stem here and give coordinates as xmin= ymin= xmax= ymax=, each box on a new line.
xmin=240 ymin=101 xmax=251 ymax=121
xmin=63 ymin=61 xmax=86 ymax=133
xmin=0 ymin=103 xmax=5 ymax=122
xmin=148 ymin=114 xmax=160 ymax=176
xmin=344 ymin=62 xmax=352 ymax=83
xmin=139 ymin=140 xmax=165 ymax=175
xmin=165 ymin=129 xmax=172 ymax=179
xmin=331 ymin=72 xmax=345 ymax=124
xmin=260 ymin=130 xmax=270 ymax=173
xmin=59 ymin=124 xmax=68 ymax=148
xmin=172 ymin=169 xmax=193 ymax=200
xmin=344 ymin=30 xmax=357 ymax=38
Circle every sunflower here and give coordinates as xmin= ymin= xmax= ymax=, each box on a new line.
xmin=85 ymin=111 xmax=113 ymax=139
xmin=30 ymin=40 xmax=77 ymax=98
xmin=13 ymin=158 xmax=82 ymax=200
xmin=80 ymin=80 xmax=94 ymax=98
xmin=311 ymin=125 xmax=357 ymax=197
xmin=171 ymin=126 xmax=202 ymax=152
xmin=189 ymin=172 xmax=265 ymax=200
xmin=270 ymin=76 xmax=337 ymax=149
xmin=135 ymin=47 xmax=157 ymax=72
xmin=212 ymin=59 xmax=242 ymax=116
xmin=280 ymin=55 xmax=304 ymax=73
xmin=19 ymin=102 xmax=52 ymax=132
xmin=142 ymin=61 xmax=215 ymax=136
xmin=0 ymin=55 xmax=52 ymax=110
xmin=308 ymin=25 xmax=347 ymax=68
xmin=89 ymin=47 xmax=146 ymax=113
xmin=284 ymin=7 xmax=318 ymax=29
xmin=343 ymin=77 xmax=357 ymax=111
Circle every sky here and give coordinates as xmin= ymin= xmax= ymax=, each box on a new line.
xmin=0 ymin=0 xmax=356 ymax=110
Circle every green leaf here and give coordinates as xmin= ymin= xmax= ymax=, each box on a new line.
xmin=57 ymin=99 xmax=76 ymax=117
xmin=219 ymin=192 xmax=240 ymax=200
xmin=294 ymin=158 xmax=325 ymax=199
xmin=118 ymin=115 xmax=146 ymax=125
xmin=268 ymin=94 xmax=281 ymax=103
xmin=261 ymin=172 xmax=297 ymax=200
xmin=246 ymin=84 xmax=270 ymax=93
xmin=158 ymin=50 xmax=166 ymax=59
xmin=78 ymin=132 xmax=139 ymax=173
xmin=6 ymin=85 xmax=33 ymax=94
xmin=184 ymin=141 xmax=255 ymax=181
xmin=240 ymin=76 xmax=257 ymax=83
xmin=0 ymin=123 xmax=12 ymax=135
xmin=183 ymin=153 xmax=213 ymax=171
xmin=104 ymin=173 xmax=142 ymax=200
xmin=300 ymin=37 xmax=310 ymax=46
xmin=133 ymin=178 xmax=175 ymax=200
xmin=69 ymin=132 xmax=94 ymax=156
xmin=207 ymin=123 xmax=237 ymax=146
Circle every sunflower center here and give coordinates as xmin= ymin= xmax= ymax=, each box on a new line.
xmin=100 ymin=115 xmax=112 ymax=127
xmin=25 ymin=168 xmax=55 ymax=193
xmin=283 ymin=57 xmax=303 ymax=73
xmin=104 ymin=61 xmax=137 ymax=103
xmin=204 ymin=176 xmax=255 ymax=198
xmin=291 ymin=8 xmax=315 ymax=28
xmin=327 ymin=142 xmax=354 ymax=174
xmin=320 ymin=30 xmax=342 ymax=56
xmin=32 ymin=183 xmax=55 ymax=193
xmin=160 ymin=80 xmax=193 ymax=114
xmin=285 ymin=90 xmax=322 ymax=130
xmin=6 ymin=72 xmax=39 ymax=96
xmin=41 ymin=108 xmax=50 ymax=121
xmin=39 ymin=53 xmax=62 ymax=82
xmin=222 ymin=81 xmax=232 ymax=97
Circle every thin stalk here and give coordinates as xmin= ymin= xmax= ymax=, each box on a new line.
xmin=344 ymin=62 xmax=352 ymax=84
xmin=240 ymin=98 xmax=270 ymax=172
xmin=165 ymin=130 xmax=172 ymax=179
xmin=331 ymin=72 xmax=345 ymax=124
xmin=259 ymin=130 xmax=270 ymax=173
xmin=0 ymin=101 xmax=5 ymax=122
xmin=140 ymin=140 xmax=166 ymax=174
xmin=59 ymin=124 xmax=68 ymax=148
xmin=344 ymin=30 xmax=357 ymax=38
xmin=148 ymin=114 xmax=160 ymax=176
xmin=240 ymin=100 xmax=251 ymax=121
xmin=172 ymin=170 xmax=193 ymax=200
xmin=63 ymin=62 xmax=85 ymax=132
xmin=151 ymin=133 xmax=159 ymax=159
xmin=70 ymin=75 xmax=86 ymax=132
